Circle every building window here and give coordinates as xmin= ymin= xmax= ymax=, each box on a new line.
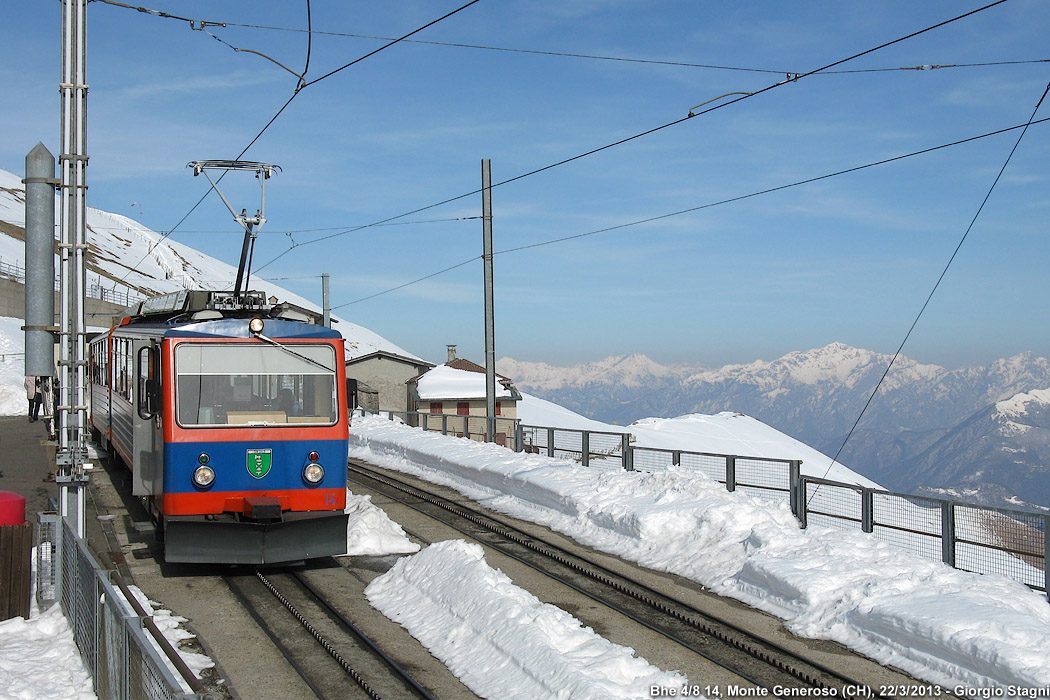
xmin=430 ymin=402 xmax=443 ymax=413
xmin=457 ymin=402 xmax=469 ymax=415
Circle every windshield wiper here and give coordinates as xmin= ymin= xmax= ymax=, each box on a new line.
xmin=253 ymin=332 xmax=335 ymax=373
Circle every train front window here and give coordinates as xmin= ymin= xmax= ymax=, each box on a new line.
xmin=175 ymin=343 xmax=339 ymax=427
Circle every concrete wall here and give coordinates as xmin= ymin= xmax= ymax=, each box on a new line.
xmin=346 ymin=355 xmax=431 ymax=414
xmin=0 ymin=276 xmax=129 ymax=329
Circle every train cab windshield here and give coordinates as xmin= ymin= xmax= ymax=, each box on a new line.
xmin=174 ymin=342 xmax=338 ymax=427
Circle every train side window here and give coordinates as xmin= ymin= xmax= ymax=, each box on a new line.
xmin=137 ymin=345 xmax=160 ymax=419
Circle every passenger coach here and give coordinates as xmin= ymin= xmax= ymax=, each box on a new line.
xmin=89 ymin=290 xmax=349 ymax=564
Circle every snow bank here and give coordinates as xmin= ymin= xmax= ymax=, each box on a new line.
xmin=349 ymin=414 xmax=1050 ymax=691
xmin=343 ymin=492 xmax=420 ymax=556
xmin=365 ymin=540 xmax=685 ymax=699
xmin=0 ymin=316 xmax=29 ymax=416
xmin=0 ymin=603 xmax=95 ymax=700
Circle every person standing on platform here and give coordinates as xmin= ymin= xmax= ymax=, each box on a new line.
xmin=25 ymin=375 xmax=41 ymax=421
xmin=39 ymin=377 xmax=56 ymax=442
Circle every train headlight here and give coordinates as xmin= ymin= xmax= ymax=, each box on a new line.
xmin=193 ymin=465 xmax=216 ymax=488
xmin=303 ymin=463 xmax=324 ymax=485
xmin=249 ymin=317 xmax=264 ymax=334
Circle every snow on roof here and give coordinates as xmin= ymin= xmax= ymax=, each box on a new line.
xmin=415 ymin=364 xmax=514 ymax=401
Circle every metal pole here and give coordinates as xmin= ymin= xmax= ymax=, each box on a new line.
xmin=24 ymin=143 xmax=57 ymax=378
xmin=58 ymin=0 xmax=90 ymax=538
xmin=481 ymin=159 xmax=496 ymax=442
xmin=322 ymin=273 xmax=330 ymax=327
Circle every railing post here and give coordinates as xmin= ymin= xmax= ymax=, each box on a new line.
xmin=725 ymin=455 xmax=736 ymax=492
xmin=547 ymin=428 xmax=555 ymax=458
xmin=941 ymin=501 xmax=956 ymax=568
xmin=441 ymin=413 xmax=447 ymax=436
xmin=798 ymin=477 xmax=808 ymax=529
xmin=1044 ymin=515 xmax=1049 ymax=601
xmin=622 ymin=433 xmax=633 ymax=471
xmin=581 ymin=431 xmax=590 ymax=467
xmin=861 ymin=488 xmax=873 ymax=533
xmin=788 ymin=460 xmax=801 ymax=518
xmin=514 ymin=421 xmax=523 ymax=452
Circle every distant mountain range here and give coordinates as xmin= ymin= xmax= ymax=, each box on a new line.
xmin=499 ymin=344 xmax=1050 ymax=510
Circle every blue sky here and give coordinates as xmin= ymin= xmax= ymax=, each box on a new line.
xmin=2 ymin=1 xmax=1048 ymax=368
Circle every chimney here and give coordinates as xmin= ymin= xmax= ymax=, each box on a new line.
xmin=447 ymin=344 xmax=457 ymax=363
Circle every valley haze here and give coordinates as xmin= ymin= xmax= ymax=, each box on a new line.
xmin=499 ymin=345 xmax=1050 ymax=511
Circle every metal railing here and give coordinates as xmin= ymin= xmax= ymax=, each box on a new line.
xmin=0 ymin=257 xmax=25 ymax=282
xmin=367 ymin=409 xmax=524 ymax=450
xmin=521 ymin=424 xmax=633 ymax=468
xmin=37 ymin=513 xmax=210 ymax=700
xmin=800 ymin=477 xmax=1049 ymax=593
xmin=0 ymin=256 xmax=143 ymax=307
xmin=359 ymin=412 xmax=1050 ymax=598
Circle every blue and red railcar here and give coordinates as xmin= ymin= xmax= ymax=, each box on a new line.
xmin=89 ymin=290 xmax=348 ymax=564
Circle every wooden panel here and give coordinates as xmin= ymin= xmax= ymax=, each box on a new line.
xmin=226 ymin=411 xmax=286 ymax=424
xmin=0 ymin=523 xmax=32 ymax=621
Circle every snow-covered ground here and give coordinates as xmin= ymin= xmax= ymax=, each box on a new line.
xmin=367 ymin=540 xmax=686 ymax=699
xmin=519 ymin=392 xmax=881 ymax=487
xmin=0 ymin=492 xmax=420 ymax=700
xmin=348 ymin=414 xmax=1050 ymax=693
xmin=0 ymin=167 xmax=420 ymax=363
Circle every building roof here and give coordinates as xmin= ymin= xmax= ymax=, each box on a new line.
xmin=445 ymin=357 xmax=513 ymax=381
xmin=346 ymin=350 xmax=435 ymax=369
xmin=413 ymin=365 xmax=520 ymax=401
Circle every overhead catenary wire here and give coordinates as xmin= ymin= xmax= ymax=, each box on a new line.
xmin=250 ymin=0 xmax=1012 ymax=275
xmin=110 ymin=0 xmax=1008 ymax=280
xmin=330 ymin=115 xmax=1049 ymax=307
xmin=92 ymin=0 xmax=1048 ymax=77
xmin=83 ymin=216 xmax=483 ymax=236
xmin=822 ymin=81 xmax=1050 ymax=482
xmin=116 ymin=0 xmax=483 ymax=285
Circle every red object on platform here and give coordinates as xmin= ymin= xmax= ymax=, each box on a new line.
xmin=0 ymin=491 xmax=26 ymax=526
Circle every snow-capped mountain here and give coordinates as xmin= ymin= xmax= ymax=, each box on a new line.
xmin=902 ymin=388 xmax=1050 ymax=509
xmin=498 ymin=353 xmax=694 ymax=390
xmin=0 ymin=166 xmax=417 ymax=361
xmin=502 ymin=344 xmax=1050 ymax=509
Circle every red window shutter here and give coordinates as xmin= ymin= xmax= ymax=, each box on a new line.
xmin=457 ymin=402 xmax=469 ymax=416
xmin=430 ymin=402 xmax=442 ymax=413
xmin=495 ymin=401 xmax=502 ymax=416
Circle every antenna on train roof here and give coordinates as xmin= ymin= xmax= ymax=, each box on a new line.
xmin=187 ymin=160 xmax=281 ymax=301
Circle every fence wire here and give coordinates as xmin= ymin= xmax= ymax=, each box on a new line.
xmin=804 ymin=481 xmax=864 ymax=531
xmin=955 ymin=505 xmax=1046 ymax=589
xmin=374 ymin=413 xmax=1050 ymax=597
xmin=677 ymin=452 xmax=728 ymax=484
xmin=38 ymin=516 xmax=203 ymax=700
xmin=871 ymin=493 xmax=943 ymax=561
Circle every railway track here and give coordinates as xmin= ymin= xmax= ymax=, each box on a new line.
xmin=347 ymin=458 xmax=915 ymax=697
xmin=223 ymin=567 xmax=437 ymax=700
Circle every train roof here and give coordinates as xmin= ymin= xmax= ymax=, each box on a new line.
xmin=110 ymin=289 xmax=341 ymax=340
xmin=165 ymin=318 xmax=340 ymax=340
